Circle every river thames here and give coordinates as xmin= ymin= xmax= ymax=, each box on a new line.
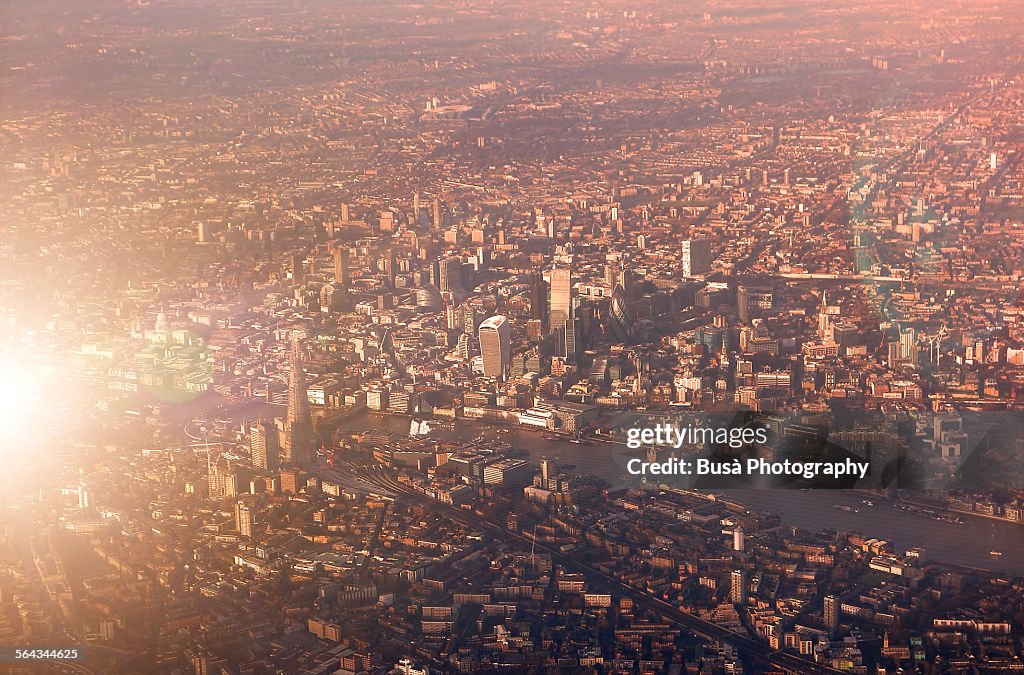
xmin=336 ymin=411 xmax=1024 ymax=576
xmin=196 ymin=395 xmax=1023 ymax=576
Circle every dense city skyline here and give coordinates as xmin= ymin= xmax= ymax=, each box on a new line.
xmin=3 ymin=0 xmax=1024 ymax=673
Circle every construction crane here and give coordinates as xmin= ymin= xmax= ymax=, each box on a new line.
xmin=926 ymin=324 xmax=948 ymax=364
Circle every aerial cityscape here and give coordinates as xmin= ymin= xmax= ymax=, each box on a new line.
xmin=3 ymin=0 xmax=1024 ymax=672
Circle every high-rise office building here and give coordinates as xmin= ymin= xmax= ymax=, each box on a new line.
xmin=681 ymin=238 xmax=712 ymax=277
xmin=282 ymin=333 xmax=314 ymax=468
xmin=526 ymin=319 xmax=544 ymax=342
xmin=605 ymin=262 xmax=630 ymax=292
xmin=291 ymin=252 xmax=305 ymax=284
xmin=235 ymin=501 xmax=253 ymax=539
xmin=824 ymin=594 xmax=840 ymax=632
xmin=99 ymin=619 xmax=115 ymax=641
xmin=250 ymin=420 xmax=279 ymax=471
xmin=608 ymin=284 xmax=632 ymax=343
xmin=899 ymin=326 xmax=918 ymax=363
xmin=528 ymin=271 xmax=548 ymax=333
xmin=540 ymin=458 xmax=558 ymax=483
xmin=557 ymin=299 xmax=581 ymax=362
xmin=549 ymin=267 xmax=572 ymax=329
xmin=207 ymin=452 xmax=239 ymax=500
xmin=436 ymin=256 xmax=462 ymax=293
xmin=733 ymin=527 xmax=745 ymax=553
xmin=383 ymin=249 xmax=397 ymax=288
xmin=334 ymin=247 xmax=350 ymax=286
xmin=730 ymin=569 xmax=747 ymax=604
xmin=456 ymin=332 xmax=475 ymax=361
xmin=482 ymin=458 xmax=533 ymax=487
xmin=322 ymin=282 xmax=346 ymax=313
xmin=192 ymin=653 xmax=211 ymax=675
xmin=478 ymin=315 xmax=511 ymax=381
xmin=738 ymin=284 xmax=751 ymax=325
xmin=280 ymin=469 xmax=301 ymax=495
xmin=461 ymin=305 xmax=481 ymax=337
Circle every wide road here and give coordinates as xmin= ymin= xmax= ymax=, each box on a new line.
xmin=356 ymin=465 xmax=843 ymax=675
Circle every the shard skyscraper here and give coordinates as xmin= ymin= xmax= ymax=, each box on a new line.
xmin=282 ymin=332 xmax=314 ymax=468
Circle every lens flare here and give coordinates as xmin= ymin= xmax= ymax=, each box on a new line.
xmin=0 ymin=354 xmax=46 ymax=459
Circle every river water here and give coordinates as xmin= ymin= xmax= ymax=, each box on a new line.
xmin=339 ymin=411 xmax=1024 ymax=576
xmin=197 ymin=395 xmax=1022 ymax=576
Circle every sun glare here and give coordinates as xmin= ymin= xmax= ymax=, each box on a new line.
xmin=0 ymin=354 xmax=46 ymax=457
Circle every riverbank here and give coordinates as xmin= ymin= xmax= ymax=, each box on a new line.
xmin=174 ymin=396 xmax=1024 ymax=576
xmin=346 ymin=411 xmax=1024 ymax=575
xmin=948 ymin=506 xmax=1024 ymax=527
